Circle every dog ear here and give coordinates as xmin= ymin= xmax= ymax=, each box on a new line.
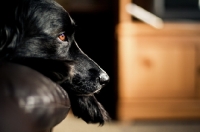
xmin=0 ymin=26 xmax=19 ymax=59
xmin=0 ymin=0 xmax=23 ymax=59
xmin=68 ymin=95 xmax=110 ymax=125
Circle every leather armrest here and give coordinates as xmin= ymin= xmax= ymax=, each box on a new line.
xmin=0 ymin=62 xmax=70 ymax=132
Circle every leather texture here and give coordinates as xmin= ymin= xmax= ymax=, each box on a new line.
xmin=0 ymin=62 xmax=71 ymax=132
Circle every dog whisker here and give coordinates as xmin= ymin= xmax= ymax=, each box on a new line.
xmin=75 ymin=93 xmax=94 ymax=96
xmin=74 ymin=86 xmax=102 ymax=97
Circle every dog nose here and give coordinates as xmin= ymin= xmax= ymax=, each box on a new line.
xmin=99 ymin=72 xmax=110 ymax=85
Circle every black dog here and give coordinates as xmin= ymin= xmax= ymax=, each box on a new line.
xmin=0 ymin=0 xmax=110 ymax=125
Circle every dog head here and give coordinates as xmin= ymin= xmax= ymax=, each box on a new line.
xmin=0 ymin=0 xmax=110 ymax=125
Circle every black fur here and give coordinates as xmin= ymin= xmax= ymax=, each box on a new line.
xmin=0 ymin=0 xmax=110 ymax=125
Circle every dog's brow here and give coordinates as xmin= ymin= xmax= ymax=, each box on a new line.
xmin=69 ymin=16 xmax=77 ymax=29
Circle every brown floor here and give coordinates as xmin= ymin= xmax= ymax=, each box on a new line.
xmin=54 ymin=112 xmax=200 ymax=132
xmin=54 ymin=112 xmax=122 ymax=132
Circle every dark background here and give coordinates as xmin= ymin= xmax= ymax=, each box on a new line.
xmin=57 ymin=0 xmax=119 ymax=120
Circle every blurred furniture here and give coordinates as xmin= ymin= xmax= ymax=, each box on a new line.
xmin=117 ymin=0 xmax=200 ymax=121
xmin=56 ymin=0 xmax=109 ymax=13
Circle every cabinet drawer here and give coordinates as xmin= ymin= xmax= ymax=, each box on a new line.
xmin=118 ymin=37 xmax=196 ymax=98
xmin=117 ymin=22 xmax=200 ymax=99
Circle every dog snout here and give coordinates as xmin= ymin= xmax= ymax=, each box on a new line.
xmin=99 ymin=72 xmax=110 ymax=86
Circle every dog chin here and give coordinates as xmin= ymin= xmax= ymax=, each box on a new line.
xmin=66 ymin=93 xmax=110 ymax=125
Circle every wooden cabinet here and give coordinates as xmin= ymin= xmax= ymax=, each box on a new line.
xmin=117 ymin=22 xmax=200 ymax=121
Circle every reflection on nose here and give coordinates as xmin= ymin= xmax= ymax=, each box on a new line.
xmin=99 ymin=73 xmax=110 ymax=85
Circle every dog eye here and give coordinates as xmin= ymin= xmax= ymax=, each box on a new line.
xmin=58 ymin=33 xmax=68 ymax=42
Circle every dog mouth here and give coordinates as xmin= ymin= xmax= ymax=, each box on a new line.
xmin=61 ymin=81 xmax=104 ymax=97
xmin=60 ymin=73 xmax=106 ymax=96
